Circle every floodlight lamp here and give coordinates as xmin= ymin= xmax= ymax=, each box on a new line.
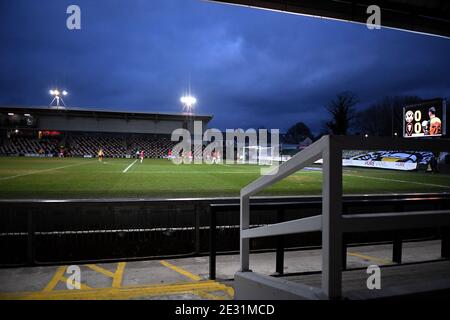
xmin=48 ymin=88 xmax=68 ymax=107
xmin=180 ymin=95 xmax=197 ymax=107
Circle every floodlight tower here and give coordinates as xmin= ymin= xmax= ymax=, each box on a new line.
xmin=180 ymin=93 xmax=197 ymax=133
xmin=49 ymin=89 xmax=68 ymax=108
xmin=180 ymin=92 xmax=197 ymax=161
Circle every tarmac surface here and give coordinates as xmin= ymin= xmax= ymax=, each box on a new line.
xmin=0 ymin=239 xmax=443 ymax=300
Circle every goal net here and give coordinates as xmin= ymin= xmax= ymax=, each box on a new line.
xmin=239 ymin=146 xmax=287 ymax=165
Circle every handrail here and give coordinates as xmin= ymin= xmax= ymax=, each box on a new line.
xmin=343 ymin=209 xmax=450 ymax=232
xmin=241 ymin=215 xmax=322 ymax=239
xmin=241 ymin=136 xmax=328 ymax=197
xmin=238 ymin=135 xmax=450 ymax=300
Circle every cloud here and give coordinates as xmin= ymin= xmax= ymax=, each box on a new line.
xmin=1 ymin=0 xmax=449 ymax=134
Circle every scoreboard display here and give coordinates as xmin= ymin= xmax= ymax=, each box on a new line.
xmin=403 ymin=99 xmax=446 ymax=138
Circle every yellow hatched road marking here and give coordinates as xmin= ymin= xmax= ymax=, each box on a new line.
xmin=59 ymin=276 xmax=92 ymax=290
xmin=0 ymin=280 xmax=232 ymax=300
xmin=222 ymin=284 xmax=235 ymax=298
xmin=194 ymin=290 xmax=226 ymax=300
xmin=15 ymin=260 xmax=233 ymax=300
xmin=86 ymin=264 xmax=115 ymax=278
xmin=159 ymin=260 xmax=202 ymax=281
xmin=42 ymin=266 xmax=66 ymax=292
xmin=112 ymin=262 xmax=126 ymax=288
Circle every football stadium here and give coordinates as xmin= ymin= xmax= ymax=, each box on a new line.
xmin=1 ymin=0 xmax=450 ymax=307
xmin=1 ymin=106 xmax=449 ymax=199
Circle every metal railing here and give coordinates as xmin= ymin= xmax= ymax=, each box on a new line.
xmin=2 ymin=193 xmax=448 ymax=269
xmin=239 ymin=135 xmax=450 ymax=299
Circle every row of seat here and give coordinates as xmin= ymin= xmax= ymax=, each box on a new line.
xmin=0 ymin=136 xmax=59 ymax=155
xmin=0 ymin=134 xmax=178 ymax=158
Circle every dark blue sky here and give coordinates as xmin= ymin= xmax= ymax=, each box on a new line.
xmin=1 ymin=0 xmax=450 ymax=133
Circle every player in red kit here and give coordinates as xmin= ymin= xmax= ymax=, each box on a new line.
xmin=139 ymin=150 xmax=144 ymax=163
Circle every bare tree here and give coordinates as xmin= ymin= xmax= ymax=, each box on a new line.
xmin=325 ymin=91 xmax=358 ymax=135
xmin=285 ymin=122 xmax=313 ymax=143
xmin=355 ymin=95 xmax=422 ymax=136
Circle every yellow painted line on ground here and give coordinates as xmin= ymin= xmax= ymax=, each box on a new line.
xmin=112 ymin=262 xmax=126 ymax=288
xmin=194 ymin=290 xmax=226 ymax=300
xmin=347 ymin=251 xmax=392 ymax=265
xmin=0 ymin=280 xmax=231 ymax=300
xmin=42 ymin=266 xmax=67 ymax=292
xmin=159 ymin=260 xmax=202 ymax=281
xmin=222 ymin=285 xmax=235 ymax=298
xmin=86 ymin=264 xmax=115 ymax=278
xmin=59 ymin=276 xmax=92 ymax=290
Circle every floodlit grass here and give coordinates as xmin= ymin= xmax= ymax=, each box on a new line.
xmin=0 ymin=157 xmax=449 ymax=199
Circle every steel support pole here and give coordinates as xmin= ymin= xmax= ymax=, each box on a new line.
xmin=240 ymin=195 xmax=250 ymax=271
xmin=321 ymin=137 xmax=343 ymax=299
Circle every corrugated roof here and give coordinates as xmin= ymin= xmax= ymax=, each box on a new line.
xmin=0 ymin=105 xmax=213 ymax=121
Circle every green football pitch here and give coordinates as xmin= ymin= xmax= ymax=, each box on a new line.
xmin=0 ymin=157 xmax=449 ymax=199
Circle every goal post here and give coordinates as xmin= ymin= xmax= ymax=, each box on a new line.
xmin=240 ymin=145 xmax=288 ymax=165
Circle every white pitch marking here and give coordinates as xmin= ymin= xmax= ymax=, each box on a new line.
xmin=345 ymin=173 xmax=450 ymax=189
xmin=0 ymin=162 xmax=89 ymax=182
xmin=111 ymin=171 xmax=258 ymax=174
xmin=122 ymin=159 xmax=138 ymax=173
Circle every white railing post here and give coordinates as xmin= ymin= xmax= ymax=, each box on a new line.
xmin=240 ymin=194 xmax=250 ymax=271
xmin=321 ymin=136 xmax=343 ymax=299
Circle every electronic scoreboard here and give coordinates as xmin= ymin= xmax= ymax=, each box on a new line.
xmin=403 ymin=99 xmax=446 ymax=138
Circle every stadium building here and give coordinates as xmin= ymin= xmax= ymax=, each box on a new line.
xmin=0 ymin=106 xmax=213 ymax=158
xmin=1 ymin=0 xmax=450 ymax=302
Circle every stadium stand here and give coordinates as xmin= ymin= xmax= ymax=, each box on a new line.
xmin=2 ymin=132 xmax=445 ymax=168
xmin=66 ymin=134 xmax=127 ymax=158
xmin=0 ymin=106 xmax=213 ymax=159
xmin=0 ymin=135 xmax=60 ymax=156
xmin=127 ymin=134 xmax=177 ymax=158
xmin=0 ymin=132 xmax=179 ymax=158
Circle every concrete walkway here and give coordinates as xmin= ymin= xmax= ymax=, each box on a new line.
xmin=0 ymin=240 xmax=442 ymax=300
